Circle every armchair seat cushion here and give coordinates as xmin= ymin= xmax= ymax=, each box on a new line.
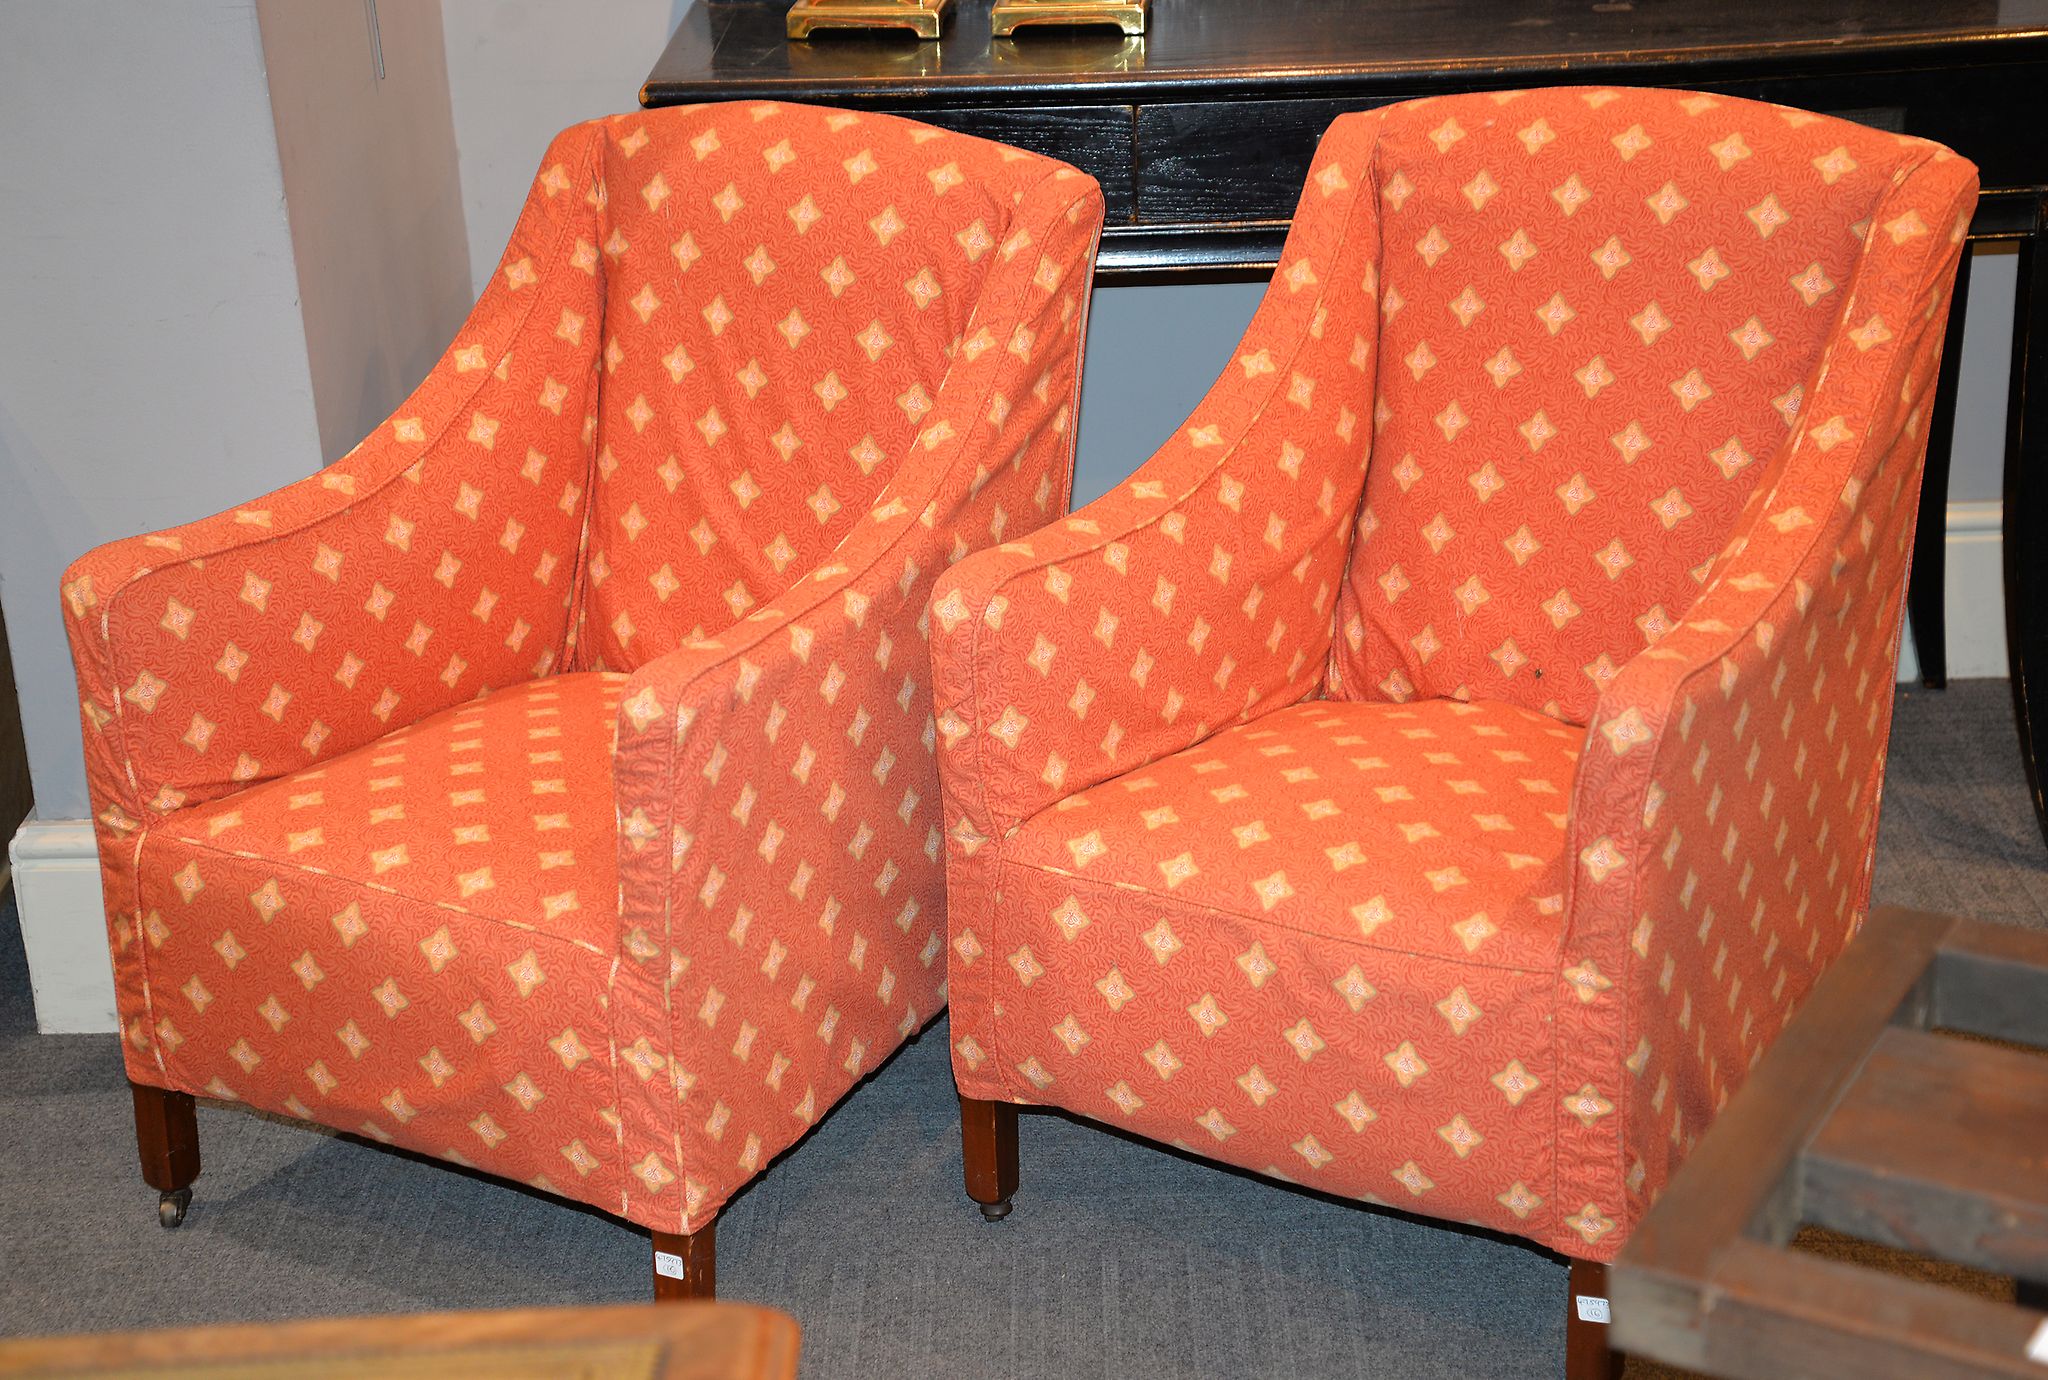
xmin=129 ymin=672 xmax=631 ymax=1207
xmin=1000 ymin=697 xmax=1583 ymax=971
xmin=965 ymin=693 xmax=1593 ymax=1243
xmin=162 ymin=672 xmax=627 ymax=947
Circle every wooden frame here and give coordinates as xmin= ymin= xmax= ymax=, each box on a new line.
xmin=1612 ymin=908 xmax=2048 ymax=1380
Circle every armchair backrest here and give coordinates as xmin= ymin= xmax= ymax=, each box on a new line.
xmin=576 ymin=102 xmax=1065 ymax=670
xmin=1329 ymin=88 xmax=1960 ymax=723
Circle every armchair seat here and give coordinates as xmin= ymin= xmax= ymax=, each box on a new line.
xmin=138 ymin=672 xmax=630 ymax=1201
xmin=971 ymin=696 xmax=1582 ymax=1233
xmin=999 ymin=697 xmax=1581 ymax=970
xmin=164 ymin=672 xmax=626 ymax=947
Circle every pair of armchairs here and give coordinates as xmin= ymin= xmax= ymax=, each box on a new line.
xmin=65 ymin=87 xmax=1972 ymax=1372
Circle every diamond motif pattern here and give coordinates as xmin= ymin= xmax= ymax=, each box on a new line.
xmin=64 ymin=101 xmax=1104 ymax=1236
xmin=932 ymin=87 xmax=1975 ymax=1262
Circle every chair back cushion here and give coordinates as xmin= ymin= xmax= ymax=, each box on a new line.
xmin=579 ymin=102 xmax=1060 ymax=668
xmin=1330 ymin=87 xmax=1951 ymax=722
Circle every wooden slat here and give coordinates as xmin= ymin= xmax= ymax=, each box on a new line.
xmin=1933 ymin=916 xmax=2048 ymax=1047
xmin=1611 ymin=907 xmax=1955 ymax=1370
xmin=0 ymin=1303 xmax=801 ymax=1379
xmin=1802 ymin=1026 xmax=2048 ymax=1280
xmin=1701 ymin=1240 xmax=2048 ymax=1380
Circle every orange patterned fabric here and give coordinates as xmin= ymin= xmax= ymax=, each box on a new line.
xmin=932 ymin=87 xmax=1974 ymax=1262
xmin=1000 ymin=699 xmax=1584 ymax=973
xmin=1331 ymin=87 xmax=1934 ymax=724
xmin=63 ymin=100 xmax=1103 ymax=1235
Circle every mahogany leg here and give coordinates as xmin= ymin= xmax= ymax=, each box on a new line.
xmin=1566 ymin=1257 xmax=1624 ymax=1380
xmin=959 ymin=1095 xmax=1018 ymax=1222
xmin=651 ymin=1223 xmax=715 ymax=1301
xmin=130 ymin=1082 xmax=199 ymax=1229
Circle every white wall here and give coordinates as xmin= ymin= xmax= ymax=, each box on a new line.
xmin=1073 ymin=283 xmax=1265 ymax=501
xmin=257 ymin=0 xmax=474 ymax=462
xmin=441 ymin=0 xmax=688 ymax=297
xmin=0 ymin=1 xmax=324 ymax=822
xmin=1947 ymin=246 xmax=2016 ymax=503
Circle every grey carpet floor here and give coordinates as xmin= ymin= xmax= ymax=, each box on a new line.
xmin=2 ymin=680 xmax=2042 ymax=1377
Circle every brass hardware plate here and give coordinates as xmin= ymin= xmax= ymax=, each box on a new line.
xmin=990 ymin=0 xmax=1147 ymax=37
xmin=787 ymin=0 xmax=953 ymax=39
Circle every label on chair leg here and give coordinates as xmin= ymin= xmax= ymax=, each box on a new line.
xmin=2025 ymin=1316 xmax=2048 ymax=1364
xmin=654 ymin=1250 xmax=688 ymax=1281
xmin=1575 ymin=1295 xmax=1611 ymax=1324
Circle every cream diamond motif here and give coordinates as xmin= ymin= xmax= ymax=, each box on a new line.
xmin=1142 ymin=1039 xmax=1183 ymax=1080
xmin=1141 ymin=919 xmax=1183 ymax=964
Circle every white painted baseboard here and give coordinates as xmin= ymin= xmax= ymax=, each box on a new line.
xmin=2 ymin=502 xmax=2011 ymax=1036
xmin=9 ymin=819 xmax=118 ymax=1034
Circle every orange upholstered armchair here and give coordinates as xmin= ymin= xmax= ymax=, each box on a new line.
xmin=61 ymin=100 xmax=1101 ymax=1296
xmin=930 ymin=87 xmax=1972 ymax=1374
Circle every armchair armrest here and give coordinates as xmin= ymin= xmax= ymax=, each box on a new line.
xmin=929 ymin=110 xmax=1389 ymax=844
xmin=63 ymin=122 xmax=607 ymax=822
xmin=1552 ymin=145 xmax=1978 ymax=1256
xmin=602 ymin=168 xmax=1102 ymax=1232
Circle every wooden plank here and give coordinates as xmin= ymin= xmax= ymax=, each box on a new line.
xmin=1611 ymin=908 xmax=1954 ymax=1371
xmin=1699 ymin=1239 xmax=2048 ymax=1380
xmin=0 ymin=1303 xmax=800 ymax=1379
xmin=1803 ymin=1026 xmax=2048 ymax=1280
xmin=1933 ymin=916 xmax=2048 ymax=1047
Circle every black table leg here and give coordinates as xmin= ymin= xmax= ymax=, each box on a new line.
xmin=2004 ymin=213 xmax=2048 ymax=849
xmin=1910 ymin=250 xmax=1973 ymax=688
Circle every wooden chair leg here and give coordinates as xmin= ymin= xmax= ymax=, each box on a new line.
xmin=651 ymin=1223 xmax=715 ymax=1300
xmin=130 ymin=1082 xmax=199 ymax=1229
xmin=1567 ymin=1257 xmax=1624 ymax=1380
xmin=959 ymin=1095 xmax=1018 ymax=1222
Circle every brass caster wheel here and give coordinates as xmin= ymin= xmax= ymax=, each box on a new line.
xmin=158 ymin=1187 xmax=191 ymax=1229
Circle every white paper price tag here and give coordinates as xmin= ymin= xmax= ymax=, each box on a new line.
xmin=2025 ymin=1316 xmax=2048 ymax=1366
xmin=1575 ymin=1295 xmax=1611 ymax=1325
xmin=654 ymin=1250 xmax=687 ymax=1281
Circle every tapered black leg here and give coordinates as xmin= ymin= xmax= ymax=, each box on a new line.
xmin=2008 ymin=220 xmax=2048 ymax=849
